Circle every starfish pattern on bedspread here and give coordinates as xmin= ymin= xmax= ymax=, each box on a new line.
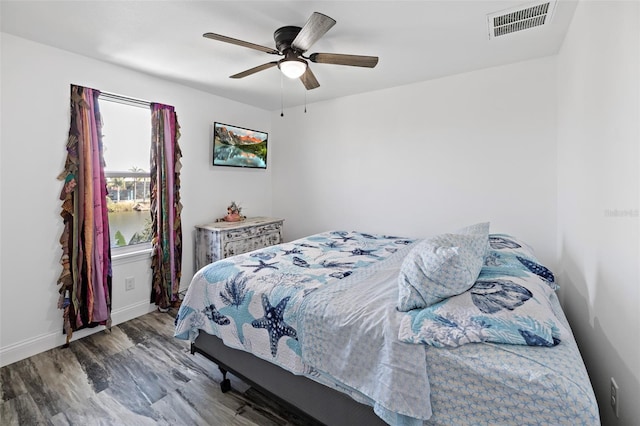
xmin=251 ymin=294 xmax=298 ymax=357
xmin=219 ymin=289 xmax=255 ymax=344
xmin=241 ymin=259 xmax=279 ymax=273
xmin=344 ymin=248 xmax=380 ymax=257
xmin=320 ymin=241 xmax=341 ymax=249
xmin=330 ymin=231 xmax=355 ymax=243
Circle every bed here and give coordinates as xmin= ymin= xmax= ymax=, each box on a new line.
xmin=174 ymin=226 xmax=600 ymax=425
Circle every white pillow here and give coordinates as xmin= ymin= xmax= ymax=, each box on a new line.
xmin=397 ymin=228 xmax=489 ymax=312
xmin=456 ymin=222 xmax=490 ymax=235
xmin=457 ymin=221 xmax=490 ymax=258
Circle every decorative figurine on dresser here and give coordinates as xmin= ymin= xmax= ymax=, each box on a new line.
xmin=195 ymin=206 xmax=284 ymax=271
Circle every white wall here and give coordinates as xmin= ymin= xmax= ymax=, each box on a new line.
xmin=557 ymin=1 xmax=640 ymax=424
xmin=271 ymin=57 xmax=558 ymax=268
xmin=0 ymin=33 xmax=273 ymax=366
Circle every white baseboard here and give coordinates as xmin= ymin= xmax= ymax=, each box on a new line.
xmin=0 ymin=301 xmax=157 ymax=368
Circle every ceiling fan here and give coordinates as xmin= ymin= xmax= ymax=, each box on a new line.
xmin=203 ymin=12 xmax=379 ymax=90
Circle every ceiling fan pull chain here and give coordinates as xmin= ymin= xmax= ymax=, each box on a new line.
xmin=304 ymin=90 xmax=307 ymax=113
xmin=280 ymin=74 xmax=284 ymax=117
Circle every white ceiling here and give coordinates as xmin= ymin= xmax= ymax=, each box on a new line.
xmin=0 ymin=1 xmax=577 ymax=111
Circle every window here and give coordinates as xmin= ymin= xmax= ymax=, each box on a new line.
xmin=99 ymin=94 xmax=151 ymax=249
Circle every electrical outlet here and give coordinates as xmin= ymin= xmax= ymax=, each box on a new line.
xmin=125 ymin=276 xmax=135 ymax=291
xmin=610 ymin=377 xmax=619 ymax=418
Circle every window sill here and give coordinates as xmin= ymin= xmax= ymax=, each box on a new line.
xmin=112 ymin=244 xmax=152 ymax=265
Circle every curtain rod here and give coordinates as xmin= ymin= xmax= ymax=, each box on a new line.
xmin=98 ymin=91 xmax=151 ymax=109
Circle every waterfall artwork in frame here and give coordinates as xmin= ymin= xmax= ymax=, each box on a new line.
xmin=213 ymin=122 xmax=268 ymax=169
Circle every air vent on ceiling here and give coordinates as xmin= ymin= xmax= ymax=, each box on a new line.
xmin=488 ymin=1 xmax=557 ymax=39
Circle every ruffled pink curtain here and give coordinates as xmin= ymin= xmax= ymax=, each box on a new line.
xmin=57 ymin=85 xmax=112 ymax=345
xmin=150 ymin=103 xmax=182 ymax=309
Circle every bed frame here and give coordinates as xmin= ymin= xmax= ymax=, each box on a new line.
xmin=190 ymin=332 xmax=387 ymax=426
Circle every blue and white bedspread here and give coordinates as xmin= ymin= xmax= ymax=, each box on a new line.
xmin=176 ymin=230 xmax=599 ymax=425
xmin=174 ymin=231 xmax=430 ymax=424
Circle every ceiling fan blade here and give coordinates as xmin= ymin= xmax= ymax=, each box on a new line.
xmin=203 ymin=32 xmax=279 ymax=55
xmin=299 ymin=67 xmax=320 ymax=90
xmin=291 ymin=12 xmax=336 ymax=53
xmin=230 ymin=62 xmax=278 ymax=79
xmin=309 ymin=53 xmax=379 ymax=68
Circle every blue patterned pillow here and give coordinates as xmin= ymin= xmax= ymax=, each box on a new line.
xmin=397 ymin=230 xmax=488 ymax=311
xmin=398 ymin=272 xmax=567 ymax=347
xmin=486 ymin=233 xmax=558 ymax=290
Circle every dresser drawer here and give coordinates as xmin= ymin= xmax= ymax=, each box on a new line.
xmin=222 ymin=230 xmax=282 ymax=258
xmin=222 ymin=222 xmax=282 ymax=242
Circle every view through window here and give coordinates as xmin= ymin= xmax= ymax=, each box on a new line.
xmin=99 ymin=96 xmax=151 ymax=249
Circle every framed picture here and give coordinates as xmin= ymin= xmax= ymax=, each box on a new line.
xmin=213 ymin=122 xmax=268 ymax=169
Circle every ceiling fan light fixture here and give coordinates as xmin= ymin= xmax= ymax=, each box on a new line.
xmin=205 ymin=12 xmax=377 ymax=90
xmin=278 ymin=57 xmax=307 ymax=79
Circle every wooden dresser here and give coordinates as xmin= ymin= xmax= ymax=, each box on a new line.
xmin=194 ymin=217 xmax=284 ymax=271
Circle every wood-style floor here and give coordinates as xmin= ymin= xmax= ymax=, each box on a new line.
xmin=0 ymin=309 xmax=320 ymax=425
